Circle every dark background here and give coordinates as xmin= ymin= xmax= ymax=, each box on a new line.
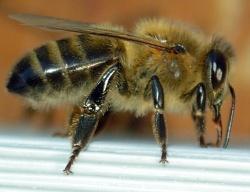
xmin=0 ymin=0 xmax=249 ymax=144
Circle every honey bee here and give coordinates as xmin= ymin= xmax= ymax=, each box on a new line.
xmin=6 ymin=14 xmax=235 ymax=174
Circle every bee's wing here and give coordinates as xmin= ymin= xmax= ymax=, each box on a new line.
xmin=10 ymin=13 xmax=166 ymax=51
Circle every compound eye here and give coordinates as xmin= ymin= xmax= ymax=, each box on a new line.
xmin=207 ymin=50 xmax=227 ymax=89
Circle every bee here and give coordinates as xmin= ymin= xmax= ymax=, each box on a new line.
xmin=6 ymin=14 xmax=236 ymax=174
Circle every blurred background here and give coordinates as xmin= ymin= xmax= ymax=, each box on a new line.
xmin=0 ymin=0 xmax=249 ymax=145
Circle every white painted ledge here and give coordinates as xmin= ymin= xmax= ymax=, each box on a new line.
xmin=0 ymin=132 xmax=249 ymax=192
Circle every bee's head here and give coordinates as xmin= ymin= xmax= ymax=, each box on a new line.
xmin=204 ymin=37 xmax=235 ymax=148
xmin=204 ymin=37 xmax=234 ymax=109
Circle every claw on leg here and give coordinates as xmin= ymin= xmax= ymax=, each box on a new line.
xmin=159 ymin=143 xmax=168 ymax=164
xmin=63 ymin=144 xmax=82 ymax=174
xmin=63 ymin=169 xmax=73 ymax=175
xmin=199 ymin=135 xmax=207 ymax=148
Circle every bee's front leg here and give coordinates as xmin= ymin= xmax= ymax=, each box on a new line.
xmin=63 ymin=64 xmax=119 ymax=175
xmin=192 ymin=83 xmax=224 ymax=147
xmin=151 ymin=75 xmax=168 ymax=163
xmin=212 ymin=104 xmax=223 ymax=147
xmin=192 ymin=83 xmax=207 ymax=147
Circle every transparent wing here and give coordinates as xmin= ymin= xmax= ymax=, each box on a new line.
xmin=10 ymin=13 xmax=167 ymax=51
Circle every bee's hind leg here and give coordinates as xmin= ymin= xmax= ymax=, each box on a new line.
xmin=63 ymin=106 xmax=99 ymax=175
xmin=63 ymin=64 xmax=119 ymax=175
xmin=191 ymin=83 xmax=208 ymax=147
xmin=151 ymin=75 xmax=168 ymax=163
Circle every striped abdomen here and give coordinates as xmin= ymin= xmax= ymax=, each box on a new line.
xmin=7 ymin=34 xmax=120 ymax=103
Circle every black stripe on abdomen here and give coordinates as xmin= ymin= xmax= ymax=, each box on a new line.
xmin=35 ymin=46 xmax=65 ymax=90
xmin=57 ymin=38 xmax=87 ymax=87
xmin=78 ymin=35 xmax=116 ymax=80
xmin=7 ymin=56 xmax=45 ymax=95
xmin=57 ymin=39 xmax=83 ymax=68
xmin=78 ymin=35 xmax=113 ymax=61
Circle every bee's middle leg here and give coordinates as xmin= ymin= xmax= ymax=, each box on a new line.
xmin=151 ymin=75 xmax=168 ymax=163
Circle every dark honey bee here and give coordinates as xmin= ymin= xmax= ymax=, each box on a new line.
xmin=6 ymin=14 xmax=236 ymax=174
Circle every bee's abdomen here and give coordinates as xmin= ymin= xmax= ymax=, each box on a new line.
xmin=7 ymin=34 xmax=119 ymax=98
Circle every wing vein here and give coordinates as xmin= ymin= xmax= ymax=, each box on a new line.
xmin=9 ymin=13 xmax=167 ymax=51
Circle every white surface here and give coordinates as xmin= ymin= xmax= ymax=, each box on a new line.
xmin=0 ymin=132 xmax=249 ymax=192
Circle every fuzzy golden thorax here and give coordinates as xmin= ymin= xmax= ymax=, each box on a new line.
xmin=112 ymin=19 xmax=234 ymax=115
